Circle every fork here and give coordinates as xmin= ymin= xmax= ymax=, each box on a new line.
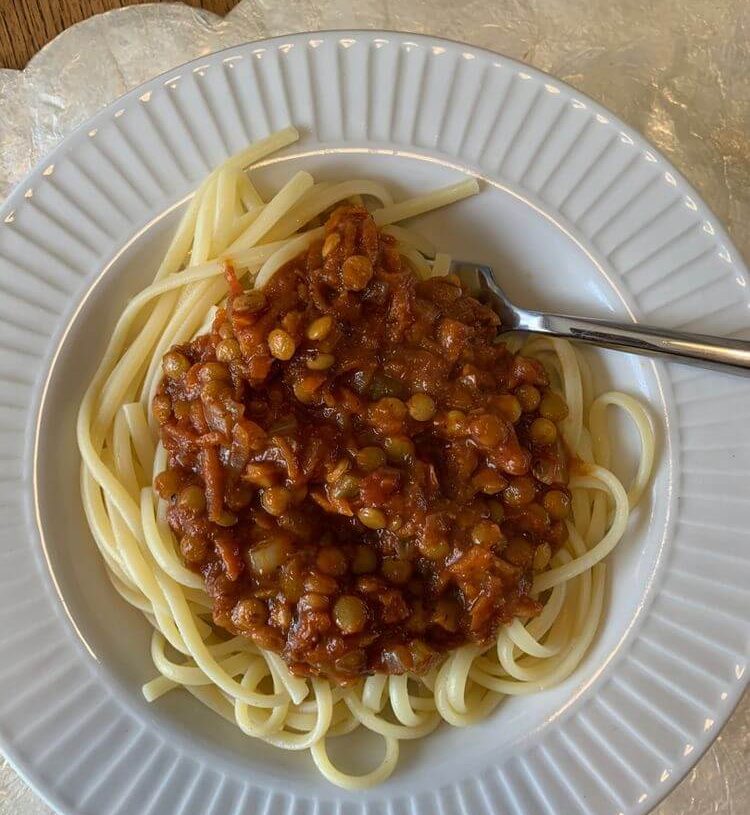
xmin=451 ymin=261 xmax=750 ymax=377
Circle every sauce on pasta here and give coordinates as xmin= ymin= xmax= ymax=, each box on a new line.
xmin=78 ymin=129 xmax=655 ymax=788
xmin=153 ymin=205 xmax=573 ymax=684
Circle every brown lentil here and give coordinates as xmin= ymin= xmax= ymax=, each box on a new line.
xmin=358 ymin=507 xmax=387 ymax=530
xmin=333 ymin=595 xmax=367 ymax=634
xmin=543 ymin=490 xmax=571 ymax=520
xmin=468 ymin=413 xmax=508 ymax=447
xmin=384 ymin=435 xmax=415 ymax=463
xmin=178 ymin=485 xmax=206 ymax=513
xmin=530 ymin=417 xmax=558 ymax=445
xmin=539 ymin=391 xmax=569 ymax=422
xmin=306 ymin=314 xmax=333 ymax=341
xmin=267 ymin=329 xmax=296 ymax=361
xmin=216 ymin=338 xmax=241 ymax=362
xmin=516 ymin=384 xmax=541 ymax=412
xmin=316 ymin=547 xmax=348 ymax=576
xmin=331 ymin=473 xmax=360 ymax=499
xmin=503 ymin=477 xmax=537 ymax=507
xmin=407 ymin=392 xmax=436 ymax=421
xmin=471 ymin=520 xmax=503 ymax=548
xmin=306 ymin=353 xmax=335 ymax=370
xmin=162 ymin=350 xmax=190 ymax=380
xmin=355 ymin=446 xmax=387 ymax=472
xmin=261 ymin=486 xmax=291 ymax=517
xmin=198 ymin=361 xmax=230 ymax=382
xmin=492 ymin=394 xmax=522 ymax=424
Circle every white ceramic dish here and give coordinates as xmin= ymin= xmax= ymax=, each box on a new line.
xmin=0 ymin=30 xmax=748 ymax=815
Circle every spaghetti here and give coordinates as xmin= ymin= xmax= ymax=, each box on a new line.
xmin=77 ymin=128 xmax=654 ymax=789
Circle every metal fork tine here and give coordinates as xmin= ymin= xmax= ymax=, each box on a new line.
xmin=449 ymin=259 xmax=522 ymax=329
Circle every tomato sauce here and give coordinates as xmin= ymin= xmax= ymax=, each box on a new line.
xmin=153 ymin=205 xmax=571 ymax=684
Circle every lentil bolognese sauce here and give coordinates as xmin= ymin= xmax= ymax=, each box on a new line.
xmin=154 ymin=205 xmax=573 ymax=685
xmin=77 ymin=128 xmax=655 ymax=788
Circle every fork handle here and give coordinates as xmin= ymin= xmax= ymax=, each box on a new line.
xmin=524 ymin=311 xmax=750 ymax=376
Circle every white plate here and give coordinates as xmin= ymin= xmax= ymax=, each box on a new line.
xmin=0 ymin=30 xmax=748 ymax=815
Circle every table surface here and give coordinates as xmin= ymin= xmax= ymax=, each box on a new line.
xmin=0 ymin=1 xmax=748 ymax=814
xmin=0 ymin=0 xmax=239 ymax=69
